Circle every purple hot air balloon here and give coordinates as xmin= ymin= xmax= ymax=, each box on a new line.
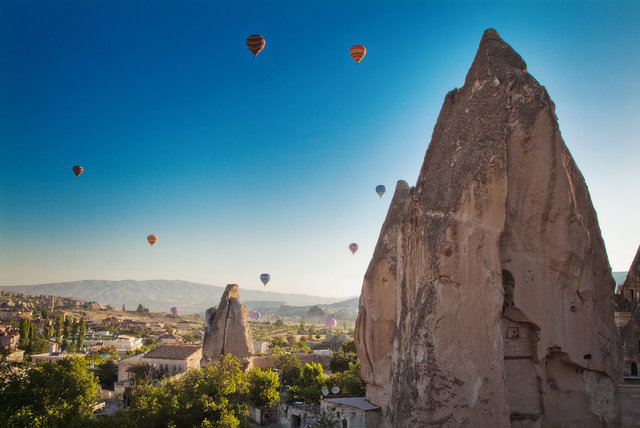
xmin=170 ymin=307 xmax=178 ymax=315
xmin=348 ymin=243 xmax=358 ymax=255
xmin=325 ymin=317 xmax=338 ymax=328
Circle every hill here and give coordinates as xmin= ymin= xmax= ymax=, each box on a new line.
xmin=0 ymin=279 xmax=353 ymax=315
xmin=613 ymin=271 xmax=627 ymax=285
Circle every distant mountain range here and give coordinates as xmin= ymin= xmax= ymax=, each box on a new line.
xmin=1 ymin=273 xmax=626 ymax=316
xmin=0 ymin=280 xmax=357 ymax=315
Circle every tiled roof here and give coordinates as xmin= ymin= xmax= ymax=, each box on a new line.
xmin=143 ymin=344 xmax=201 ymax=360
xmin=322 ymin=397 xmax=380 ymax=411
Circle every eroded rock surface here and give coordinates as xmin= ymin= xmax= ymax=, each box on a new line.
xmin=202 ymin=284 xmax=253 ymax=364
xmin=355 ymin=28 xmax=619 ymax=427
xmin=615 ymin=245 xmax=640 ymax=377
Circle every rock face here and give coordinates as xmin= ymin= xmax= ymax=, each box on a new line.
xmin=615 ymin=245 xmax=640 ymax=376
xmin=355 ymin=29 xmax=619 ymax=427
xmin=202 ymin=284 xmax=253 ymax=364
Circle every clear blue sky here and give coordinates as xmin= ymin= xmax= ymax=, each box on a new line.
xmin=1 ymin=0 xmax=638 ymax=297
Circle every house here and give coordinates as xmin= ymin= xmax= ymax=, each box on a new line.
xmin=158 ymin=333 xmax=181 ymax=344
xmin=320 ymin=397 xmax=382 ymax=428
xmin=252 ymin=340 xmax=270 ymax=354
xmin=177 ymin=321 xmax=192 ymax=330
xmin=0 ymin=331 xmax=19 ymax=349
xmin=142 ymin=344 xmax=202 ymax=376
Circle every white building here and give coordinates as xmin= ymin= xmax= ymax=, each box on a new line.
xmin=83 ymin=334 xmax=144 ymax=355
xmin=142 ymin=344 xmax=202 ymax=376
xmin=252 ymin=340 xmax=271 ymax=354
xmin=320 ymin=397 xmax=381 ymax=428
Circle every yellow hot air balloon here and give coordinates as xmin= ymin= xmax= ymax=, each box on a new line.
xmin=350 ymin=44 xmax=366 ymax=64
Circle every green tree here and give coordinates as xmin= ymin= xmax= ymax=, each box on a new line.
xmin=77 ymin=317 xmax=86 ymax=348
xmin=122 ymin=354 xmax=250 ymax=428
xmin=71 ymin=317 xmax=78 ymax=339
xmin=54 ymin=314 xmax=63 ymax=344
xmin=0 ymin=357 xmax=100 ymax=427
xmin=326 ymin=360 xmax=366 ymax=396
xmin=248 ymin=368 xmax=280 ymax=408
xmin=95 ymin=359 xmax=118 ymax=390
xmin=288 ymin=362 xmax=325 ymax=404
xmin=18 ymin=317 xmax=31 ymax=350
xmin=329 ymin=351 xmax=353 ymax=373
xmin=341 ymin=340 xmax=356 ymax=354
xmin=275 ymin=353 xmax=302 ymax=386
xmin=274 ymin=319 xmax=284 ymax=327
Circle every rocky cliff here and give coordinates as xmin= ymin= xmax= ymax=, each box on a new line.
xmin=616 ymin=245 xmax=640 ymax=377
xmin=201 ymin=284 xmax=253 ymax=364
xmin=355 ymin=29 xmax=619 ymax=427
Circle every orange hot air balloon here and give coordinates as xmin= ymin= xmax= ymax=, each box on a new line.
xmin=246 ymin=34 xmax=266 ymax=57
xmin=72 ymin=165 xmax=83 ymax=178
xmin=350 ymin=44 xmax=366 ymax=64
xmin=147 ymin=235 xmax=158 ymax=246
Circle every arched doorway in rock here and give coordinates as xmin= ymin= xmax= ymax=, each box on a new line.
xmin=632 ymin=362 xmax=638 ymax=376
xmin=342 ymin=419 xmax=348 ymax=428
xmin=502 ymin=269 xmax=515 ymax=308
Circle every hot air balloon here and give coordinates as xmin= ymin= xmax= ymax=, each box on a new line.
xmin=260 ymin=273 xmax=270 ymax=286
xmin=170 ymin=307 xmax=178 ymax=315
xmin=375 ymin=185 xmax=386 ymax=198
xmin=325 ymin=317 xmax=338 ymax=327
xmin=248 ymin=310 xmax=256 ymax=319
xmin=72 ymin=165 xmax=83 ymax=178
xmin=349 ymin=243 xmax=358 ymax=254
xmin=254 ymin=311 xmax=261 ymax=320
xmin=246 ymin=34 xmax=265 ymax=57
xmin=147 ymin=235 xmax=158 ymax=246
xmin=350 ymin=44 xmax=366 ymax=64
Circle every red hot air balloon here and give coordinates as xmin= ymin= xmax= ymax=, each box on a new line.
xmin=147 ymin=235 xmax=158 ymax=246
xmin=246 ymin=35 xmax=266 ymax=57
xmin=349 ymin=243 xmax=358 ymax=254
xmin=72 ymin=165 xmax=83 ymax=178
xmin=350 ymin=44 xmax=366 ymax=64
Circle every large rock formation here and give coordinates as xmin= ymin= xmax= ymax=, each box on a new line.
xmin=615 ymin=245 xmax=640 ymax=376
xmin=355 ymin=29 xmax=619 ymax=427
xmin=202 ymin=284 xmax=253 ymax=364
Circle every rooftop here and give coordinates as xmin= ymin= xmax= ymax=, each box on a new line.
xmin=322 ymin=397 xmax=380 ymax=411
xmin=143 ymin=344 xmax=201 ymax=360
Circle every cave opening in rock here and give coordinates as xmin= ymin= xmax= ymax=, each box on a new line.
xmin=502 ymin=269 xmax=515 ymax=308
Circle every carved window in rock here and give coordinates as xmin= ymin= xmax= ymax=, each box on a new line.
xmin=632 ymin=362 xmax=638 ymax=376
xmin=508 ymin=327 xmax=520 ymax=339
xmin=502 ymin=269 xmax=515 ymax=307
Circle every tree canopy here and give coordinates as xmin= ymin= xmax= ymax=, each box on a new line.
xmin=0 ymin=357 xmax=100 ymax=427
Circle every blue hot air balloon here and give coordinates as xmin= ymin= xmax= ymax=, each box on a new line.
xmin=375 ymin=185 xmax=386 ymax=198
xmin=260 ymin=273 xmax=270 ymax=286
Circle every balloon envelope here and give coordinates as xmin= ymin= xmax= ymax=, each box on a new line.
xmin=260 ymin=273 xmax=270 ymax=286
xmin=254 ymin=311 xmax=261 ymax=320
xmin=350 ymin=44 xmax=366 ymax=63
xmin=375 ymin=184 xmax=386 ymax=198
xmin=348 ymin=243 xmax=358 ymax=254
xmin=72 ymin=165 xmax=83 ymax=178
xmin=170 ymin=307 xmax=178 ymax=315
xmin=246 ymin=34 xmax=265 ymax=57
xmin=147 ymin=235 xmax=158 ymax=246
xmin=325 ymin=317 xmax=338 ymax=327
